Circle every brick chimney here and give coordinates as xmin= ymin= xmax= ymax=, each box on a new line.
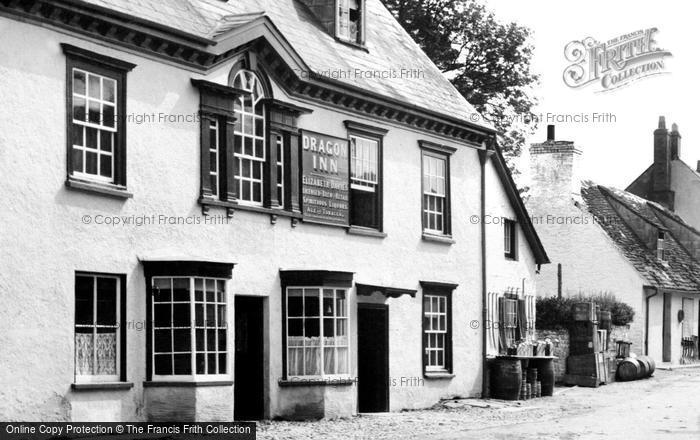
xmin=650 ymin=116 xmax=675 ymax=210
xmin=670 ymin=123 xmax=681 ymax=160
xmin=529 ymin=125 xmax=582 ymax=206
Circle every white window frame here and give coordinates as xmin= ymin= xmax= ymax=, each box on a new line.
xmin=232 ymin=69 xmax=266 ymax=206
xmin=70 ymin=68 xmax=118 ymax=183
xmin=424 ymin=294 xmax=448 ymax=372
xmin=285 ymin=286 xmax=350 ymax=380
xmin=74 ymin=274 xmax=121 ymax=384
xmin=422 ymin=153 xmax=448 ymax=235
xmin=336 ymin=0 xmax=364 ymax=44
xmin=151 ymin=276 xmax=230 ymax=382
xmin=350 ymin=135 xmax=378 ymax=192
xmin=504 ymin=219 xmax=517 ymax=258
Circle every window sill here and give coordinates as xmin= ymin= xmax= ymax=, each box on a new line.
xmin=347 ymin=226 xmax=387 ymax=238
xmin=66 ymin=178 xmax=133 ymax=199
xmin=333 ymin=37 xmax=369 ymax=52
xmin=143 ymin=380 xmax=233 ymax=388
xmin=278 ymin=378 xmax=356 ymax=388
xmin=422 ymin=233 xmax=455 ymax=245
xmin=199 ymin=198 xmax=302 ymax=219
xmin=423 ymin=372 xmax=455 ymax=380
xmin=505 ymin=255 xmax=519 ymax=261
xmin=71 ymin=382 xmax=134 ymax=391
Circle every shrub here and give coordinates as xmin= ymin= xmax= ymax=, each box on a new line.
xmin=536 ymin=293 xmax=635 ymax=329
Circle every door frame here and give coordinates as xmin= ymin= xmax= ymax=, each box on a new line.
xmin=357 ymin=303 xmax=390 ymax=413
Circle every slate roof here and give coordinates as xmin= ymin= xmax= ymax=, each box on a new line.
xmin=76 ymin=0 xmax=490 ymax=130
xmin=580 ymin=182 xmax=700 ymax=292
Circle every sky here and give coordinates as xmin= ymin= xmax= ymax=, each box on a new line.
xmin=482 ymin=0 xmax=700 ymax=189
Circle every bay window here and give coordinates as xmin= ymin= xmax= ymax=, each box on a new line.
xmin=151 ymin=276 xmax=228 ymax=379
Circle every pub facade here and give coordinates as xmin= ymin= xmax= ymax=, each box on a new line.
xmin=0 ymin=0 xmax=548 ymax=421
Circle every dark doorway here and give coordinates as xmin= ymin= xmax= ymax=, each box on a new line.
xmin=358 ymin=304 xmax=389 ymax=413
xmin=234 ymin=296 xmax=264 ymax=420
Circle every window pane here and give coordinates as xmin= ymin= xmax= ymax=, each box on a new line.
xmin=103 ymin=104 xmax=115 ymax=128
xmin=336 ymin=291 xmax=346 ymax=317
xmin=323 ymin=290 xmax=334 ymax=316
xmin=218 ymin=354 xmax=227 ymax=374
xmin=85 ymin=151 xmax=97 ymax=175
xmin=305 ymin=318 xmax=320 ymax=337
xmin=73 ymin=96 xmax=86 ymax=121
xmin=100 ymin=130 xmax=112 ymax=152
xmin=86 ymin=128 xmax=98 ymax=149
xmin=173 ymin=329 xmax=191 ymax=352
xmin=88 ymin=74 xmax=100 ymax=99
xmin=288 ymin=289 xmax=303 ymax=317
xmin=153 ymin=278 xmax=171 ymax=302
xmin=75 ymin=276 xmax=94 ymax=326
xmin=195 ymin=304 xmax=204 ymax=327
xmin=154 ymin=329 xmax=171 ymax=353
xmin=207 ymin=353 xmax=217 ymax=374
xmin=75 ymin=332 xmax=94 ymax=375
xmin=96 ymin=277 xmax=117 ymax=325
xmin=173 ymin=354 xmax=191 ymax=375
xmin=196 ymin=329 xmax=205 ymax=351
xmin=99 ymin=154 xmax=112 ymax=178
xmin=324 ymin=318 xmax=334 ymax=337
xmin=206 ymin=279 xmax=215 ymax=302
xmin=73 ymin=70 xmax=86 ymax=95
xmin=154 ymin=304 xmax=171 ymax=327
xmin=196 ymin=353 xmax=206 ymax=374
xmin=172 ymin=278 xmax=190 ymax=302
xmin=103 ymin=78 xmax=116 ymax=103
xmin=288 ymin=319 xmax=303 ymax=337
xmin=336 ymin=318 xmax=347 ymax=337
xmin=207 ymin=329 xmax=216 ymax=351
xmin=88 ymin=100 xmax=100 ymax=124
xmin=218 ymin=329 xmax=226 ymax=351
xmin=172 ymin=304 xmax=190 ymax=327
xmin=305 ymin=289 xmax=320 ymax=316
xmin=154 ymin=354 xmax=172 ymax=375
xmin=72 ymin=148 xmax=83 ymax=172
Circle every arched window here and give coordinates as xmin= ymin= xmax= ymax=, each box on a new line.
xmin=231 ymin=69 xmax=266 ymax=205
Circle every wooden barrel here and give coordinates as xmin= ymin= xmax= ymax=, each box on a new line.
xmin=637 ymin=356 xmax=655 ymax=377
xmin=491 ymin=358 xmax=522 ymax=400
xmin=617 ymin=358 xmax=641 ymax=381
xmin=526 ymin=368 xmax=538 ymax=384
xmin=636 ymin=357 xmax=649 ymax=378
xmin=539 ymin=359 xmax=555 ymax=396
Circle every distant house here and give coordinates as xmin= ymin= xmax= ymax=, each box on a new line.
xmin=527 ymin=126 xmax=700 ymax=365
xmin=627 ymin=117 xmax=700 ymax=231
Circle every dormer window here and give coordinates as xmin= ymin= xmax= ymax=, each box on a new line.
xmin=336 ymin=0 xmax=364 ymax=45
xmin=657 ymin=230 xmax=667 ymax=261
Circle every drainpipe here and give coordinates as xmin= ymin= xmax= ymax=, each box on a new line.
xmin=479 ymin=143 xmax=495 ymax=398
xmin=645 ymin=286 xmax=659 ymax=355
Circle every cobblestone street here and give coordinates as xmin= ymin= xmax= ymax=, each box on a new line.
xmin=257 ymin=368 xmax=700 ymax=439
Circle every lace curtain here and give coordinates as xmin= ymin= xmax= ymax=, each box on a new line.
xmin=75 ymin=333 xmax=117 ymax=375
xmin=288 ymin=336 xmax=348 ymax=376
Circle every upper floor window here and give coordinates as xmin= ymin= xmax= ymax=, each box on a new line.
xmin=504 ymin=219 xmax=517 ymax=260
xmin=346 ymin=121 xmax=387 ymax=232
xmin=421 ymin=147 xmax=452 ymax=236
xmin=337 ymin=0 xmax=365 ymax=45
xmin=62 ymin=44 xmax=135 ymax=196
xmin=232 ymin=69 xmax=266 ymax=206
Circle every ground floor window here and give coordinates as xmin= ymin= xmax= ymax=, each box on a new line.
xmin=286 ymin=287 xmax=349 ymax=378
xmin=74 ymin=273 xmax=123 ymax=382
xmin=151 ymin=276 xmax=228 ymax=379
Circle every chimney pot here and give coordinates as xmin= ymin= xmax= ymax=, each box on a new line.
xmin=547 ymin=125 xmax=555 ymax=142
xmin=658 ymin=116 xmax=666 ymax=129
xmin=672 ymin=123 xmax=679 ymax=133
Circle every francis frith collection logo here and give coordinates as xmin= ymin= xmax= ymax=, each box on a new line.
xmin=563 ymin=28 xmax=672 ymax=92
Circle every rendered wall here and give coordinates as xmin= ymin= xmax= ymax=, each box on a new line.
xmin=0 ymin=18 xmax=539 ymax=421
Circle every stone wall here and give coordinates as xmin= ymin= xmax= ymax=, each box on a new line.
xmin=536 ymin=329 xmax=569 ymax=382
